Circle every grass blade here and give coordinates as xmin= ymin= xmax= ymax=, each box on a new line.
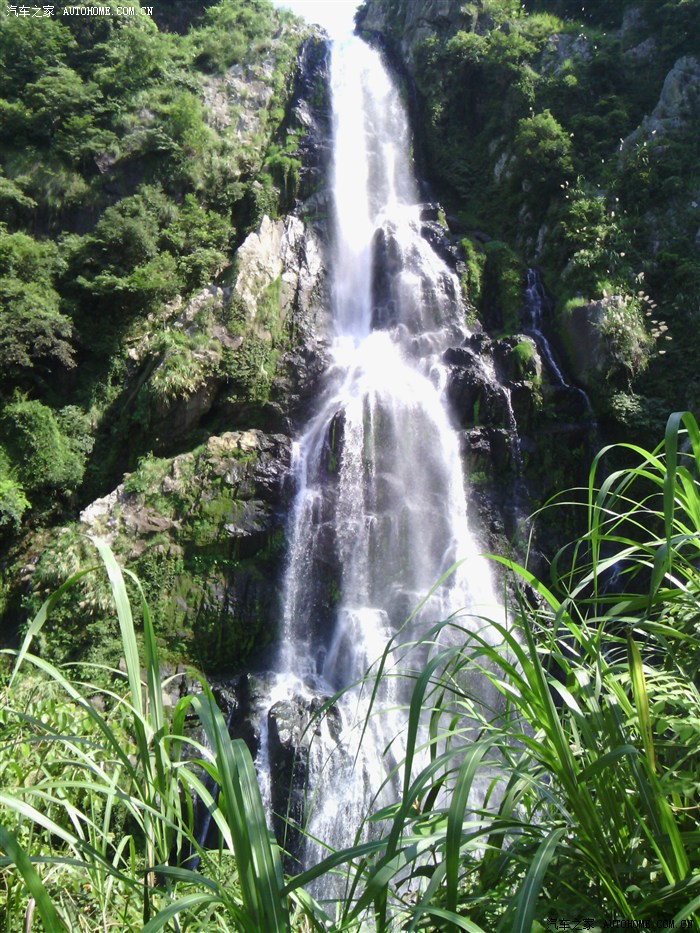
xmin=0 ymin=825 xmax=67 ymax=932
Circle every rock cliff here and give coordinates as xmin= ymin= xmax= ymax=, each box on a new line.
xmin=355 ymin=0 xmax=700 ymax=515
xmin=5 ymin=26 xmax=335 ymax=675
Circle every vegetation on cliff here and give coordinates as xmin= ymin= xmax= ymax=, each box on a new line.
xmin=358 ymin=0 xmax=700 ymax=434
xmin=0 ymin=0 xmax=320 ymax=668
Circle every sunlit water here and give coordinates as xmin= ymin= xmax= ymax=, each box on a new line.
xmin=255 ymin=36 xmax=502 ymax=885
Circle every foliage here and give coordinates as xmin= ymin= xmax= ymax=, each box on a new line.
xmin=0 ymin=450 xmax=30 ymax=532
xmin=0 ymin=536 xmax=294 ymax=931
xmin=0 ymin=227 xmax=75 ymax=383
xmin=0 ymin=280 xmax=75 ymax=380
xmin=162 ymin=193 xmax=232 ymax=291
xmin=2 ymin=417 xmax=699 ymax=929
xmin=511 ymin=339 xmax=537 ymax=378
xmin=460 ymin=236 xmax=486 ymax=304
xmin=599 ymin=295 xmax=655 ymax=383
xmin=479 ymin=239 xmax=525 ymax=332
xmin=191 ymin=0 xmax=281 ymax=74
xmin=0 ymin=0 xmax=310 ymax=544
xmin=513 ymin=109 xmax=573 ymax=194
xmin=1 ymin=397 xmax=85 ymax=498
xmin=147 ymin=328 xmax=213 ymax=405
xmin=556 ymin=179 xmax=627 ymax=296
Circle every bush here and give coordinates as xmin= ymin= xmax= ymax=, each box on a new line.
xmin=1 ymin=397 xmax=85 ymax=496
xmin=513 ymin=109 xmax=574 ymax=194
xmin=0 ymin=281 xmax=75 ymax=380
xmin=600 ymin=295 xmax=655 ymax=383
xmin=0 ymin=450 xmax=30 ymax=531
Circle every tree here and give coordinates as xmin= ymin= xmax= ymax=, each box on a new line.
xmin=514 ymin=109 xmax=574 ymax=194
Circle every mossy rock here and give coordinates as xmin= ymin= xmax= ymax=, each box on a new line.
xmin=20 ymin=430 xmax=291 ymax=674
xmin=478 ymin=241 xmax=526 ymax=334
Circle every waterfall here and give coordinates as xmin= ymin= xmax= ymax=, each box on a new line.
xmin=257 ymin=36 xmax=500 ymax=870
xmin=523 ymin=268 xmax=595 ymax=419
xmin=523 ymin=268 xmax=569 ymax=387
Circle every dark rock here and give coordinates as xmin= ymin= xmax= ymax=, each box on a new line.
xmin=492 ymin=335 xmax=541 ymax=385
xmin=322 ymin=410 xmax=345 ymax=477
xmin=419 ymin=219 xmax=461 ymax=266
xmin=267 ymin=690 xmax=342 ymax=862
xmin=444 ymin=346 xmax=512 ymax=429
xmin=371 ymin=226 xmax=403 ymax=329
xmin=289 ymin=37 xmax=333 ymax=205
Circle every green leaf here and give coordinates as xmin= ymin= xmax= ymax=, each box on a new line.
xmin=0 ymin=824 xmax=67 ymax=932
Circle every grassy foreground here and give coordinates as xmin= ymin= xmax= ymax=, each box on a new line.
xmin=1 ymin=413 xmax=700 ymax=931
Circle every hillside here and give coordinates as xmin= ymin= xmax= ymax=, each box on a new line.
xmin=358 ymin=0 xmax=700 ymax=437
xmin=0 ymin=0 xmax=330 ymax=672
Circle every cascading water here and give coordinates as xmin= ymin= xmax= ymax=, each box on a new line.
xmin=257 ymin=36 xmax=501 ymax=869
xmin=523 ymin=268 xmax=595 ymax=420
xmin=523 ymin=268 xmax=569 ymax=387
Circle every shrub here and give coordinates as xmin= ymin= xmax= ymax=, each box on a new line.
xmin=1 ymin=397 xmax=84 ymax=496
xmin=514 ymin=109 xmax=574 ymax=194
xmin=600 ymin=295 xmax=655 ymax=382
xmin=0 ymin=450 xmax=30 ymax=531
xmin=0 ymin=280 xmax=75 ymax=380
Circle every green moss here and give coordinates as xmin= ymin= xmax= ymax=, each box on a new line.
xmin=460 ymin=237 xmax=486 ymax=305
xmin=512 ymin=340 xmax=536 ymax=378
xmin=480 ymin=240 xmax=525 ymax=333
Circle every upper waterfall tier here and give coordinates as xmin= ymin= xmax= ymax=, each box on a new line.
xmin=330 ymin=38 xmax=461 ymax=348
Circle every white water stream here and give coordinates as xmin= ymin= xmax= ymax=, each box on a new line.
xmin=257 ymin=36 xmax=501 ymax=871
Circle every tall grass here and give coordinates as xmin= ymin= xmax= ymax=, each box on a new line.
xmin=0 ymin=537 xmax=292 ymax=932
xmin=1 ymin=413 xmax=699 ymax=930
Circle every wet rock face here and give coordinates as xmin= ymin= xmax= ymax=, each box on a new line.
xmin=419 ymin=212 xmax=462 ymax=267
xmin=371 ymin=227 xmax=403 ymax=329
xmin=267 ymin=690 xmax=341 ymax=862
xmin=289 ymin=37 xmax=334 ymax=205
xmin=444 ymin=344 xmax=513 ymax=430
xmin=440 ymin=319 xmax=597 ymax=561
